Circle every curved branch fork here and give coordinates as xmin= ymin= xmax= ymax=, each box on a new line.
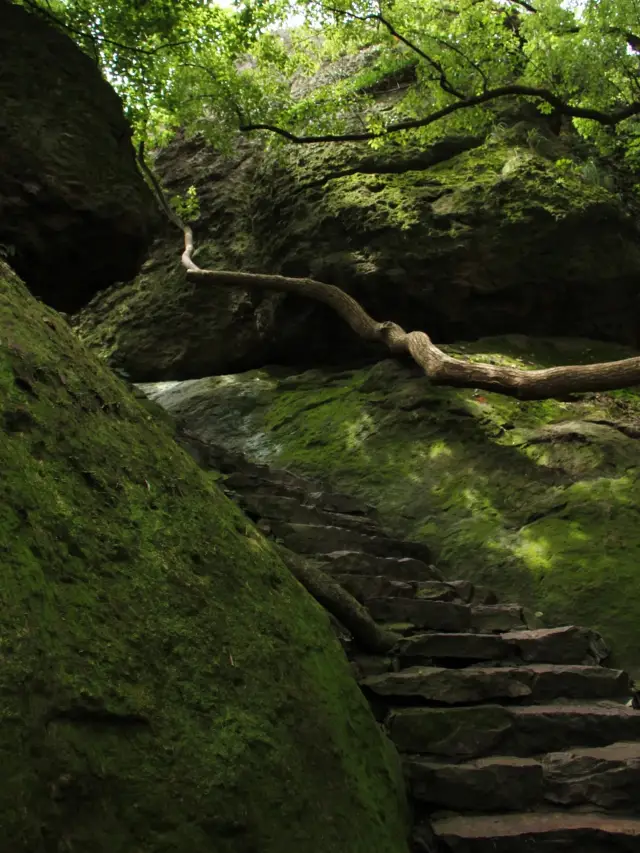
xmin=186 ymin=268 xmax=640 ymax=401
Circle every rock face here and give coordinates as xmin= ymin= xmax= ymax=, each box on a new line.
xmin=74 ymin=124 xmax=640 ymax=380
xmin=72 ymin=135 xmax=383 ymax=382
xmin=183 ymin=433 xmax=640 ymax=853
xmin=0 ymin=1 xmax=158 ymax=312
xmin=136 ymin=343 xmax=640 ymax=675
xmin=0 ymin=261 xmax=410 ymax=853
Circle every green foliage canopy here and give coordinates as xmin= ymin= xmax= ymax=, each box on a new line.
xmin=15 ymin=0 xmax=640 ymax=156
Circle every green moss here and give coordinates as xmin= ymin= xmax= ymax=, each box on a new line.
xmin=324 ymin=172 xmax=434 ymax=232
xmin=0 ymin=262 xmax=409 ymax=853
xmin=318 ymin=141 xmax=617 ymax=238
xmin=157 ymin=336 xmax=640 ymax=676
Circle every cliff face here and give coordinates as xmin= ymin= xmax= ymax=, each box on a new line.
xmin=138 ymin=336 xmax=640 ymax=677
xmin=0 ymin=261 xmax=409 ymax=853
xmin=0 ymin=1 xmax=158 ymax=312
xmin=74 ymin=124 xmax=640 ymax=381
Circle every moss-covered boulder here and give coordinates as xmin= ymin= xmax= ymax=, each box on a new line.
xmin=71 ymin=134 xmax=382 ymax=382
xmin=0 ymin=260 xmax=409 ymax=853
xmin=75 ymin=128 xmax=640 ymax=380
xmin=139 ymin=337 xmax=640 ymax=676
xmin=0 ymin=0 xmax=158 ymax=312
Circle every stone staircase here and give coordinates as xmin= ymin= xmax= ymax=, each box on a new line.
xmin=178 ymin=433 xmax=640 ymax=852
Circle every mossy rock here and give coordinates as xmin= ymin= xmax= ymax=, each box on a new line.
xmin=140 ymin=337 xmax=640 ymax=677
xmin=0 ymin=0 xmax=157 ymax=311
xmin=0 ymin=260 xmax=409 ymax=853
xmin=76 ymin=131 xmax=640 ymax=381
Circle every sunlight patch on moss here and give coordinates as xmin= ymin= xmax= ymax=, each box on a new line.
xmin=428 ymin=440 xmax=452 ymax=460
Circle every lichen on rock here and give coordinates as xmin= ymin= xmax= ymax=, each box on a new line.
xmin=0 ymin=260 xmax=409 ymax=853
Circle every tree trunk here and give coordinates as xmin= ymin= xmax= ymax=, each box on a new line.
xmin=278 ymin=548 xmax=401 ymax=654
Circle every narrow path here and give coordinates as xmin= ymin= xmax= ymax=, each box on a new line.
xmin=186 ymin=437 xmax=640 ymax=853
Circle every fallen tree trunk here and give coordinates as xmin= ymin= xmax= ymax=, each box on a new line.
xmin=277 ymin=547 xmax=401 ymax=654
xmin=139 ymin=144 xmax=640 ymax=402
xmin=186 ymin=267 xmax=640 ymax=400
xmin=172 ymin=423 xmax=399 ymax=653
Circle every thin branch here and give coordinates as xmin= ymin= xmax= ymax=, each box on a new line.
xmin=426 ymin=32 xmax=489 ymax=90
xmin=369 ymin=13 xmax=466 ymax=99
xmin=240 ymin=85 xmax=640 ymax=143
xmin=509 ymin=1 xmax=538 ymax=12
xmin=21 ymin=0 xmax=190 ymax=58
xmin=136 ymin=143 xmax=199 ymax=273
xmin=324 ymin=5 xmax=466 ymax=99
xmin=99 ymin=38 xmax=192 ymax=58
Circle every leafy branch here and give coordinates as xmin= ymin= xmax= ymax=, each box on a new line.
xmin=240 ymin=84 xmax=640 ymax=143
xmin=20 ymin=0 xmax=191 ymax=58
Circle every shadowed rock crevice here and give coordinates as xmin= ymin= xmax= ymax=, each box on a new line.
xmin=0 ymin=0 xmax=158 ymax=312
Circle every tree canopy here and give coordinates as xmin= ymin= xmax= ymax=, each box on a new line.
xmin=15 ymin=0 xmax=640 ymax=161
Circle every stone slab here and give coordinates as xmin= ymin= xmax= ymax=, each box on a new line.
xmin=432 ymin=812 xmax=640 ymax=852
xmin=367 ymin=598 xmax=471 ymax=632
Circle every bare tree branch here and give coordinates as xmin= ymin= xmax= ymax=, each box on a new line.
xmin=137 ymin=142 xmax=200 ymax=273
xmin=426 ymin=32 xmax=490 ymax=90
xmin=240 ymin=85 xmax=640 ymax=143
xmin=139 ymin=140 xmax=640 ymax=404
xmin=183 ymin=265 xmax=640 ymax=400
xmin=277 ymin=548 xmax=400 ymax=654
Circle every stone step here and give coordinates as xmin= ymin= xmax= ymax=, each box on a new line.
xmin=543 ymin=741 xmax=640 ymax=809
xmin=302 ymin=490 xmax=374 ymax=517
xmin=320 ymin=551 xmax=441 ymax=582
xmin=395 ymin=626 xmax=610 ymax=666
xmin=221 ymin=470 xmax=375 ymax=516
xmin=387 ymin=703 xmax=640 ymax=758
xmin=415 ymin=580 xmax=466 ymax=602
xmin=396 ymin=631 xmax=512 ymax=663
xmin=334 ymin=574 xmax=418 ymax=603
xmin=350 ymin=654 xmax=394 ymax=678
xmin=237 ymin=493 xmax=382 ymax=534
xmin=407 ymin=742 xmax=640 ymax=812
xmin=502 ymin=626 xmax=610 ymax=664
xmin=361 ymin=664 xmax=630 ymax=705
xmin=430 ymin=812 xmax=640 ymax=852
xmin=443 ymin=580 xmax=475 ymax=602
xmin=471 ymin=604 xmax=527 ymax=633
xmin=335 ymin=575 xmax=471 ymax=604
xmin=446 ymin=581 xmax=499 ymax=605
xmin=269 ymin=522 xmax=433 ymax=562
xmin=366 ymin=598 xmax=472 ymax=632
xmin=367 ymin=602 xmax=527 ymax=634
xmin=408 ymin=755 xmax=544 ymax=811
